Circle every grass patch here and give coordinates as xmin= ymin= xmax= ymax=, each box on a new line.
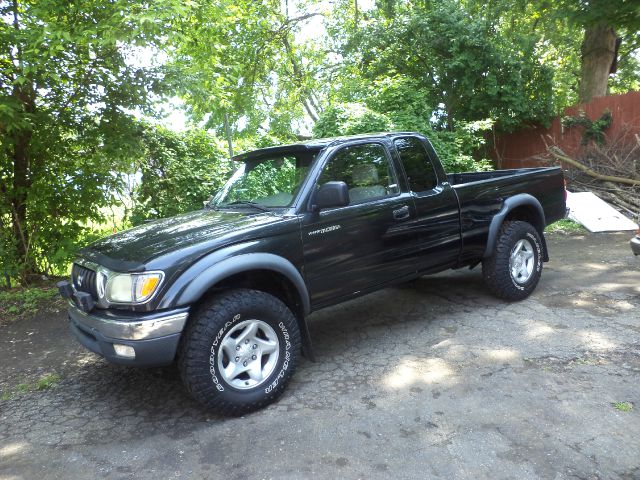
xmin=0 ymin=285 xmax=64 ymax=323
xmin=545 ymin=219 xmax=586 ymax=234
xmin=613 ymin=401 xmax=634 ymax=412
xmin=0 ymin=373 xmax=62 ymax=401
xmin=36 ymin=373 xmax=61 ymax=390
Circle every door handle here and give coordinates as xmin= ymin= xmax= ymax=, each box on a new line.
xmin=393 ymin=205 xmax=410 ymax=220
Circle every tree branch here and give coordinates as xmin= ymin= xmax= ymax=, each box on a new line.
xmin=548 ymin=146 xmax=640 ymax=186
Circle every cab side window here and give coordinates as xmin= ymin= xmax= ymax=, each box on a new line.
xmin=318 ymin=143 xmax=399 ymax=204
xmin=394 ymin=137 xmax=439 ymax=192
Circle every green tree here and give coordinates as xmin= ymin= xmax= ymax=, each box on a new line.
xmin=313 ymin=103 xmax=393 ymax=137
xmin=0 ymin=0 xmax=183 ymax=281
xmin=325 ymin=0 xmax=556 ymax=132
xmin=562 ymin=0 xmax=640 ymax=103
xmin=313 ymin=101 xmax=493 ymax=173
xmin=462 ymin=0 xmax=640 ymax=104
xmin=167 ymin=0 xmax=323 ymax=140
xmin=131 ymin=125 xmax=232 ymax=224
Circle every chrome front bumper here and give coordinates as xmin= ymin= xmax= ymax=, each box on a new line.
xmin=67 ymin=301 xmax=188 ymax=340
xmin=67 ymin=301 xmax=189 ymax=367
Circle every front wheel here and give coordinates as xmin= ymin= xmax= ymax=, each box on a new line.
xmin=178 ymin=289 xmax=301 ymax=415
xmin=482 ymin=221 xmax=543 ymax=301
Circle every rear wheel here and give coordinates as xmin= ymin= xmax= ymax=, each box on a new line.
xmin=178 ymin=289 xmax=301 ymax=415
xmin=482 ymin=221 xmax=543 ymax=301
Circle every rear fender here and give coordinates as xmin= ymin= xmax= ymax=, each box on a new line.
xmin=483 ymin=194 xmax=549 ymax=262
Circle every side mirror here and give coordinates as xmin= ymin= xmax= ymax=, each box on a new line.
xmin=312 ymin=181 xmax=349 ymax=211
xmin=203 ymin=190 xmax=219 ymax=208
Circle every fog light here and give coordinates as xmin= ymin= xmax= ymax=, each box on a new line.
xmin=113 ymin=344 xmax=135 ymax=359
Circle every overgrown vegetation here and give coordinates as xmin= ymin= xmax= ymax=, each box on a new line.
xmin=0 ymin=286 xmax=63 ymax=323
xmin=0 ymin=0 xmax=639 ymax=285
xmin=562 ymin=110 xmax=613 ymax=145
xmin=130 ymin=126 xmax=233 ymax=225
xmin=312 ymin=103 xmax=494 ymax=172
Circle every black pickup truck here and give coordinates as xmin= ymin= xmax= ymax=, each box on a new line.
xmin=58 ymin=132 xmax=566 ymax=415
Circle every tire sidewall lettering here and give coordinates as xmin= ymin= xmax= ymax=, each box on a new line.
xmin=527 ymin=232 xmax=542 ymax=273
xmin=208 ymin=313 xmax=242 ymax=392
xmin=265 ymin=321 xmax=291 ymax=394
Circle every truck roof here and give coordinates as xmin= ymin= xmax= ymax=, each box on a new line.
xmin=232 ymin=132 xmax=421 ymax=162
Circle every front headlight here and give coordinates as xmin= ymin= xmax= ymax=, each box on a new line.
xmin=106 ymin=272 xmax=164 ymax=304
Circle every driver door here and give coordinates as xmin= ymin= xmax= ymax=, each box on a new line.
xmin=300 ymin=141 xmax=420 ymax=308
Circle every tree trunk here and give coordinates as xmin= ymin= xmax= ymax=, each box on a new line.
xmin=11 ymin=127 xmax=32 ymax=274
xmin=579 ymin=22 xmax=617 ymax=104
xmin=10 ymin=83 xmax=35 ymax=279
xmin=8 ymin=0 xmax=35 ymax=281
xmin=354 ymin=0 xmax=358 ymax=28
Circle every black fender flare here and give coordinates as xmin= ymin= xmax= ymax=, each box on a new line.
xmin=483 ymin=194 xmax=549 ymax=262
xmin=160 ymin=251 xmax=315 ymax=361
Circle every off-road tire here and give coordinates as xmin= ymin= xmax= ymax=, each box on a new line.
xmin=178 ymin=289 xmax=301 ymax=415
xmin=482 ymin=221 xmax=543 ymax=301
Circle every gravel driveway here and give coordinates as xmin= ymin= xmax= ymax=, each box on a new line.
xmin=1 ymin=232 xmax=639 ymax=480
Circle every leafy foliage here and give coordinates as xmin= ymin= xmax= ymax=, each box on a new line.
xmin=562 ymin=110 xmax=613 ymax=145
xmin=0 ymin=0 xmax=185 ymax=280
xmin=313 ymin=103 xmax=393 ymax=137
xmin=610 ymin=37 xmax=640 ymax=94
xmin=166 ymin=0 xmax=322 ymax=139
xmin=131 ymin=126 xmax=232 ymax=225
xmin=313 ymin=102 xmax=493 ymax=173
xmin=0 ymin=286 xmax=62 ymax=321
xmin=326 ymin=0 xmax=556 ymax=132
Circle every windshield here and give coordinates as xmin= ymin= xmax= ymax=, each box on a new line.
xmin=212 ymin=151 xmax=318 ymax=209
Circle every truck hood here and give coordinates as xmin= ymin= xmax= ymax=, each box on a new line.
xmin=80 ymin=209 xmax=284 ymax=266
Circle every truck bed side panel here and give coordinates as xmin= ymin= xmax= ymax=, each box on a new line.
xmin=453 ymin=167 xmax=565 ymax=262
xmin=447 ymin=167 xmax=553 ymax=186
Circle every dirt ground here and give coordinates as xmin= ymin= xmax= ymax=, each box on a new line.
xmin=1 ymin=231 xmax=639 ymax=480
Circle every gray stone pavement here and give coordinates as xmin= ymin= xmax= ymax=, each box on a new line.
xmin=1 ymin=232 xmax=639 ymax=480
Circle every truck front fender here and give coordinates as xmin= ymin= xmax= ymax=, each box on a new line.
xmin=157 ymin=250 xmax=315 ymax=361
xmin=160 ymin=251 xmax=310 ymax=315
xmin=483 ymin=194 xmax=549 ymax=261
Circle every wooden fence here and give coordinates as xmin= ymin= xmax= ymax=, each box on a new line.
xmin=492 ymin=90 xmax=640 ymax=169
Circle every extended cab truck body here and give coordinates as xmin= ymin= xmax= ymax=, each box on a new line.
xmin=58 ymin=132 xmax=566 ymax=414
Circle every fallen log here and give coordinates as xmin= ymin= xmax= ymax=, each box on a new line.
xmin=548 ymin=146 xmax=640 ymax=187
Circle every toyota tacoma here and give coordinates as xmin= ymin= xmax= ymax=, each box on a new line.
xmin=58 ymin=132 xmax=567 ymax=415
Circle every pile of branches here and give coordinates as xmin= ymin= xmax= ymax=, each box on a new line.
xmin=539 ymin=127 xmax=640 ymax=221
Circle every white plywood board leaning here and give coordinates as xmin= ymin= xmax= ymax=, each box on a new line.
xmin=566 ymin=191 xmax=638 ymax=232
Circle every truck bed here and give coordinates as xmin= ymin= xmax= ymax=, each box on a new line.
xmin=448 ymin=166 xmax=566 ymax=263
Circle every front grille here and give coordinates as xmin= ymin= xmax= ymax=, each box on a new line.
xmin=71 ymin=263 xmax=98 ymax=299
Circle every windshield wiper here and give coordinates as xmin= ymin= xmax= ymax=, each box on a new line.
xmin=219 ymin=201 xmax=271 ymax=213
